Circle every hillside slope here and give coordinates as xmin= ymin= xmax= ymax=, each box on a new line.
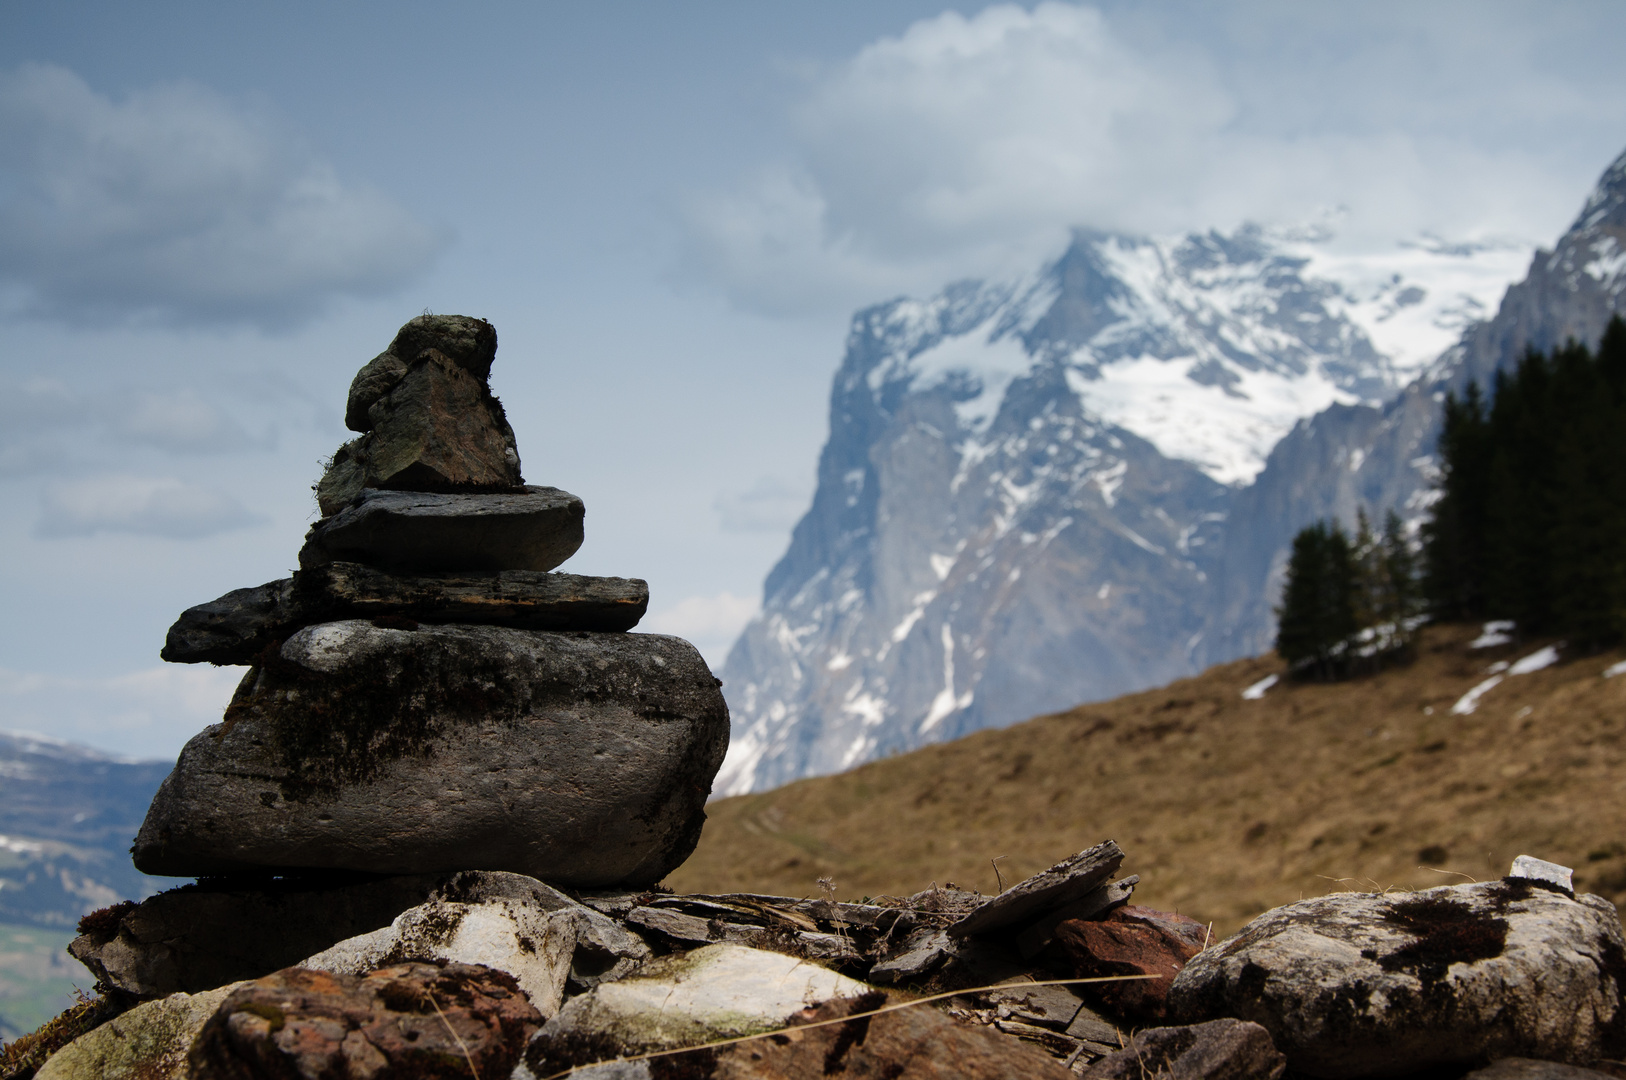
xmin=673 ymin=623 xmax=1626 ymax=935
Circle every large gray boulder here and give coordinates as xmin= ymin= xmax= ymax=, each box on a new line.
xmin=132 ymin=622 xmax=729 ymax=885
xmin=160 ymin=563 xmax=648 ymax=664
xmin=1169 ymin=879 xmax=1626 ymax=1078
xmin=298 ymin=487 xmax=585 ymax=573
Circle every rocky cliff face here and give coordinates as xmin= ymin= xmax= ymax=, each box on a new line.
xmin=718 ymin=147 xmax=1626 ymax=796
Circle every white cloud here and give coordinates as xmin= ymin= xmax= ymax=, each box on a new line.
xmin=686 ymin=2 xmax=1605 ymax=316
xmin=37 ymin=474 xmax=264 ymax=539
xmin=643 ymin=591 xmax=759 ymax=668
xmin=714 ymin=475 xmax=811 ymax=532
xmin=115 ymin=389 xmax=265 ymax=455
xmin=0 ymin=63 xmax=448 ymax=327
xmin=0 ymin=663 xmax=243 ymax=761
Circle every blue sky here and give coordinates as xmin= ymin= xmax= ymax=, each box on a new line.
xmin=3 ymin=1 xmax=1625 ymax=759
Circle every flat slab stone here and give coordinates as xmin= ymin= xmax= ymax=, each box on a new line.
xmin=159 ymin=578 xmax=298 ymax=664
xmin=949 ymin=840 xmax=1124 ymax=938
xmin=69 ymin=870 xmax=648 ymax=1002
xmin=161 ymin=563 xmax=648 ymax=664
xmin=298 ymin=486 xmax=584 ymax=573
xmin=133 ymin=622 xmax=729 ymax=885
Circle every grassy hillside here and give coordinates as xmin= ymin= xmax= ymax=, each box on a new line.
xmin=0 ymin=925 xmax=81 ymax=1041
xmin=671 ymin=624 xmax=1626 ymax=935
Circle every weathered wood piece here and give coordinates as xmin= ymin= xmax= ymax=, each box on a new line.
xmin=949 ymin=840 xmax=1125 ymax=938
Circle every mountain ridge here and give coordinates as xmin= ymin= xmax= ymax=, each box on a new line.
xmin=718 ymin=145 xmax=1626 ymax=796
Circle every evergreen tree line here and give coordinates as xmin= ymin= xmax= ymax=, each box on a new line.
xmin=1422 ymin=316 xmax=1626 ymax=646
xmin=1275 ymin=510 xmax=1420 ymax=678
xmin=1274 ymin=315 xmax=1626 ymax=676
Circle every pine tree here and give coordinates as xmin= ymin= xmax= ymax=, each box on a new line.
xmin=1380 ymin=508 xmax=1419 ymax=639
xmin=1277 ymin=520 xmax=1358 ymax=679
xmin=1422 ymin=383 xmax=1490 ymax=619
xmin=1348 ymin=507 xmax=1420 ymax=668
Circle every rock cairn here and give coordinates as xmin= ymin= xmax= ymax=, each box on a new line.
xmin=130 ymin=314 xmax=730 ymax=887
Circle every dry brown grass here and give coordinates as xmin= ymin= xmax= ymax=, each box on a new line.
xmin=670 ymin=624 xmax=1626 ymax=936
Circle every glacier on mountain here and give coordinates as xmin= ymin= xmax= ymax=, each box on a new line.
xmin=715 ymin=158 xmax=1622 ymax=795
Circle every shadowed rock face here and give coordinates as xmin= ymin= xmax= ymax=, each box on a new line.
xmin=1083 ymin=1018 xmax=1286 ymax=1080
xmin=133 ymin=623 xmax=729 ymax=886
xmin=1169 ymin=879 xmax=1626 ymax=1078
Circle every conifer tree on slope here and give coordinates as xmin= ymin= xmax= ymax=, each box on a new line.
xmin=1420 ymin=314 xmax=1626 ymax=646
xmin=1277 ymin=520 xmax=1358 ymax=679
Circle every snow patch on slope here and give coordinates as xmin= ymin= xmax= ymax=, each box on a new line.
xmin=1068 ymin=356 xmax=1355 ymax=486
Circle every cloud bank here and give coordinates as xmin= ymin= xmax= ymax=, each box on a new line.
xmin=0 ymin=662 xmax=243 ymax=760
xmin=686 ymin=2 xmax=1606 ymax=316
xmin=0 ymin=64 xmax=447 ymax=328
xmin=37 ymin=474 xmax=263 ymax=539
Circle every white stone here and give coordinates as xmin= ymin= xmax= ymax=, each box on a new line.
xmin=535 ymin=943 xmax=872 ymax=1053
xmin=1510 ymin=855 xmax=1574 ymax=895
xmin=302 ymin=897 xmax=576 ymax=1016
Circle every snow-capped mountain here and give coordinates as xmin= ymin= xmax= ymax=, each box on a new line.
xmin=716 ymin=205 xmax=1536 ymax=795
xmin=1209 ymin=147 xmax=1626 ymax=663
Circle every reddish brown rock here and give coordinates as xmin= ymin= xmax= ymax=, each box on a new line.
xmin=1052 ymin=905 xmax=1208 ymax=1022
xmin=190 ymin=962 xmax=540 ymax=1080
xmin=1082 ymin=1019 xmax=1285 ymax=1080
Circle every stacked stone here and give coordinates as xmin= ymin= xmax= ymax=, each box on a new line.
xmin=132 ymin=315 xmax=729 ymax=888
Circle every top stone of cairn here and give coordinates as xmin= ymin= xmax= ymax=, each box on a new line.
xmin=317 ymin=315 xmax=524 ymax=516
xmin=306 ymin=314 xmax=586 ymax=572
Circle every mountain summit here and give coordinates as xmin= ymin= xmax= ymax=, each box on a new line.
xmin=716 ymin=149 xmax=1626 ymax=796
